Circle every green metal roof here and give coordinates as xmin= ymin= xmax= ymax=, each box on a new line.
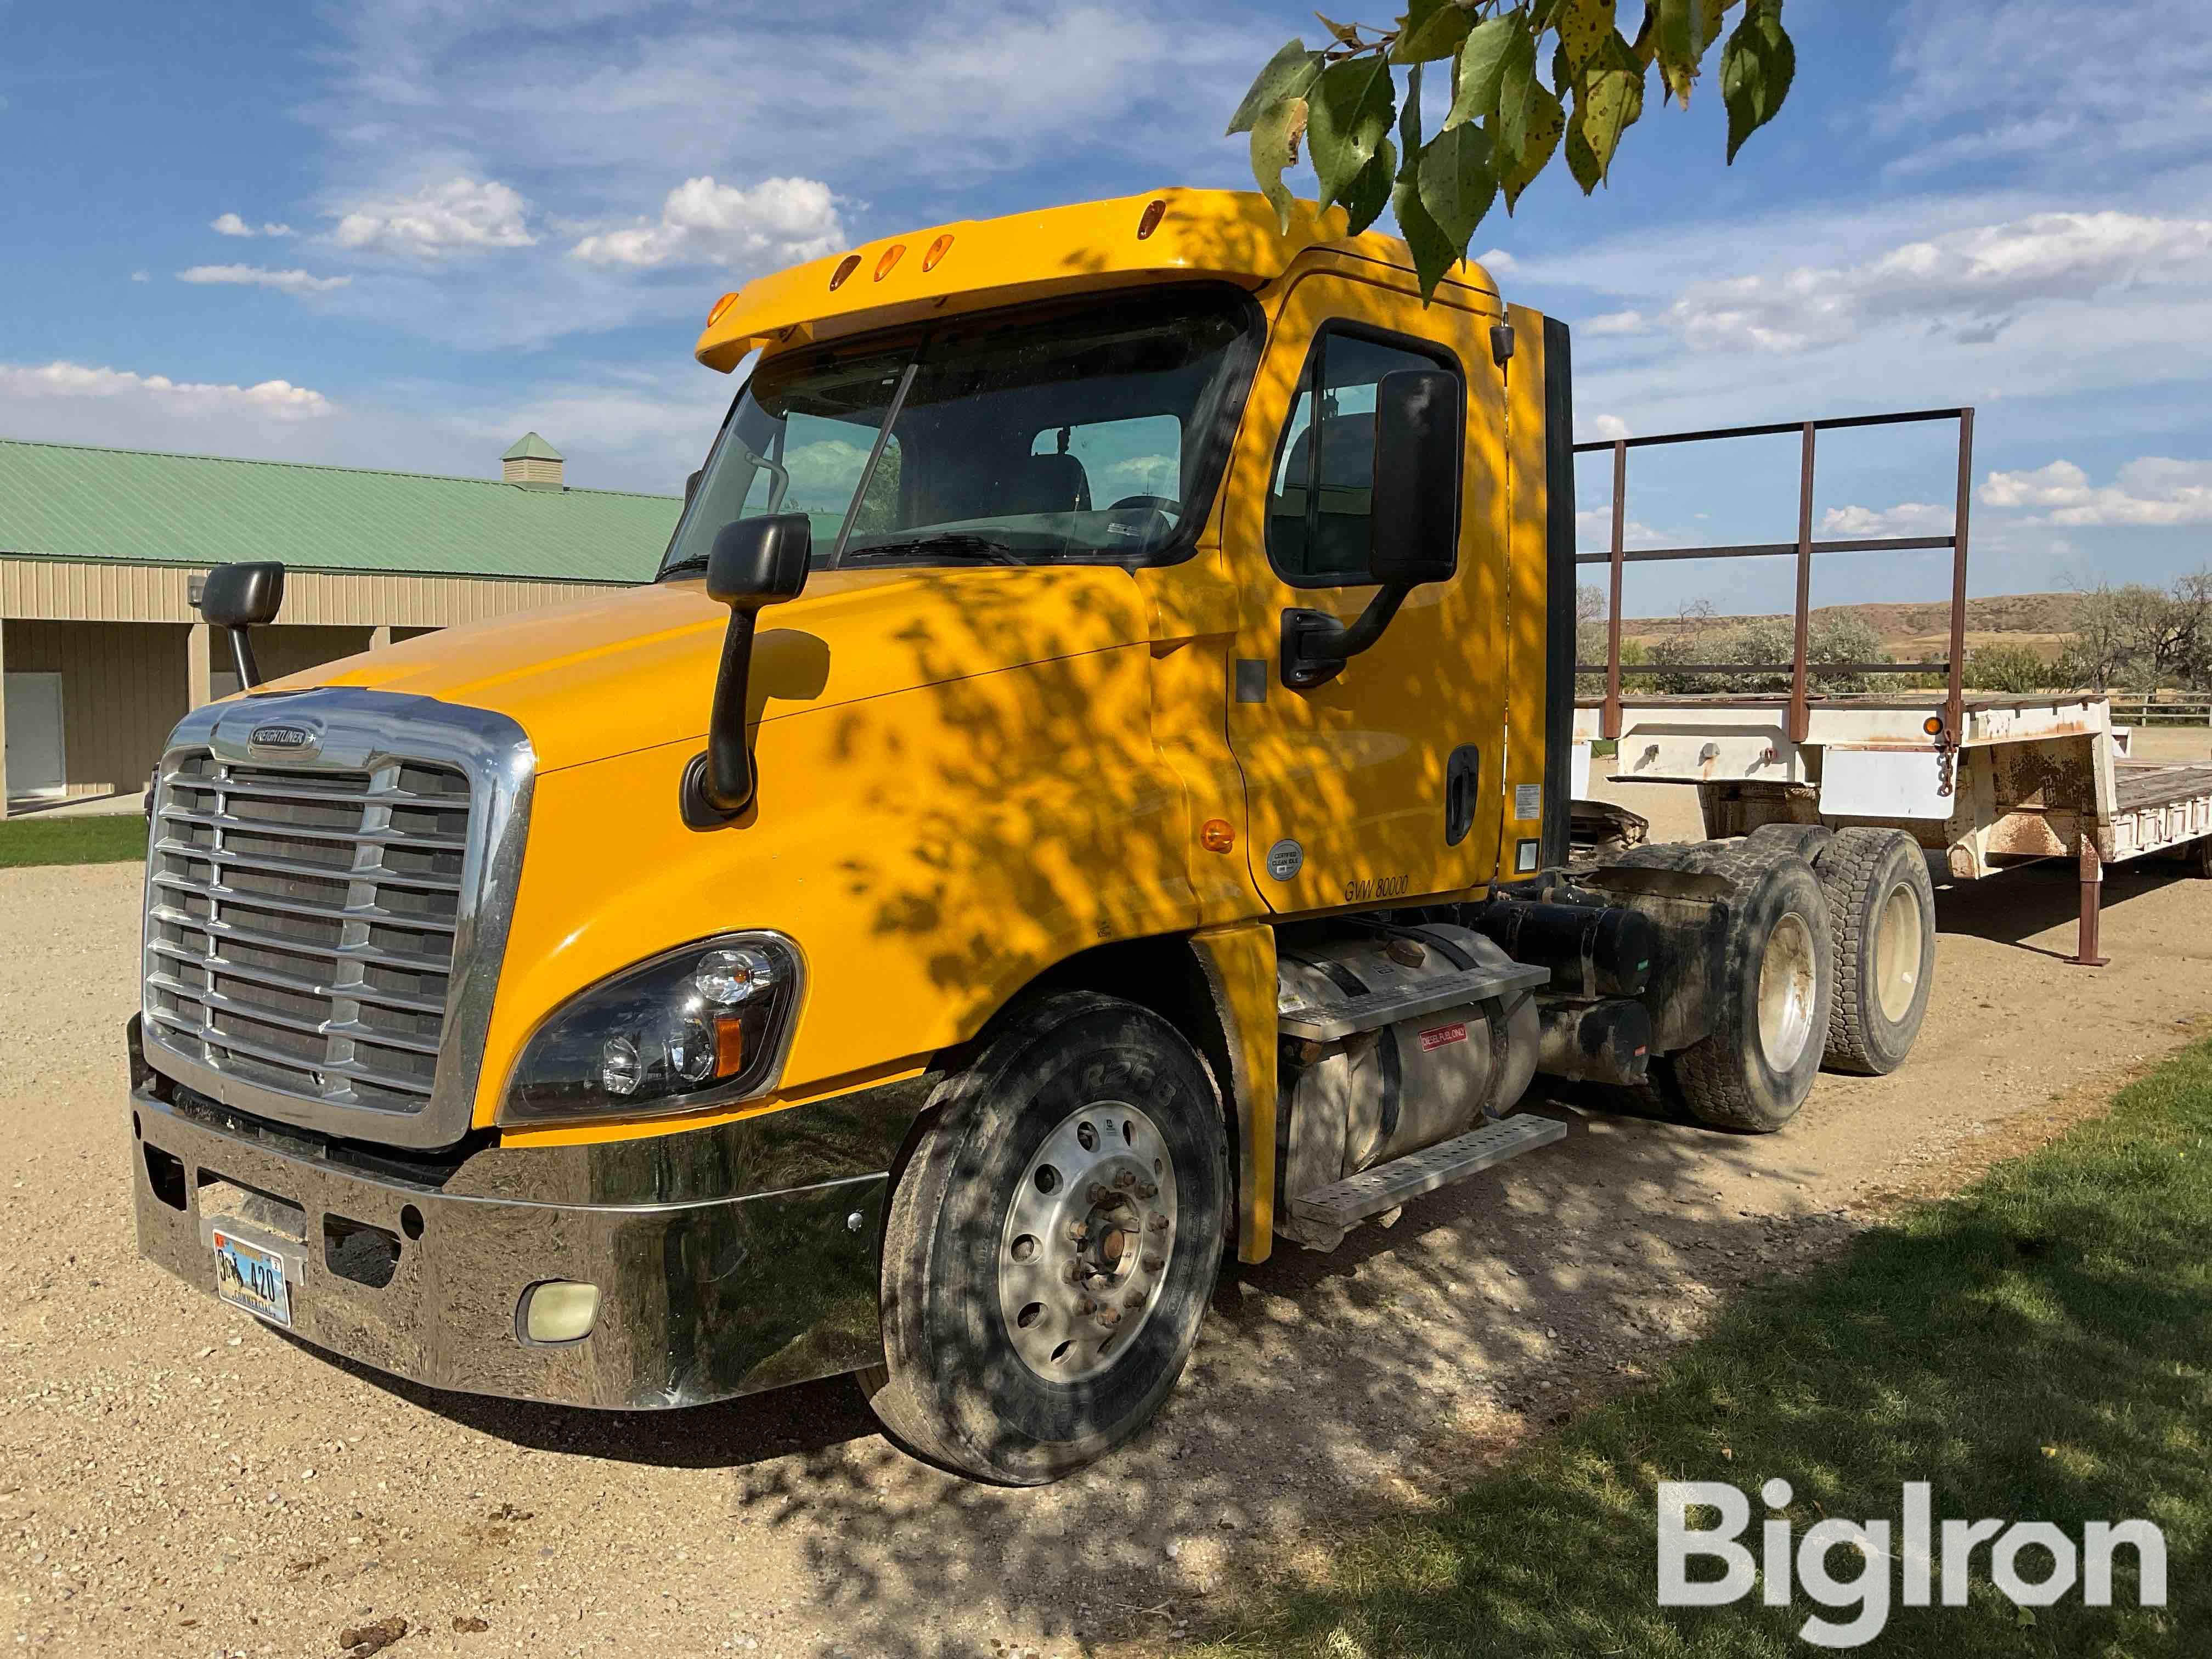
xmin=0 ymin=438 xmax=679 ymax=584
xmin=503 ymin=431 xmax=564 ymax=461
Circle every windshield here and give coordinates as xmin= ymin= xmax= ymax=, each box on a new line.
xmin=659 ymin=285 xmax=1257 ymax=575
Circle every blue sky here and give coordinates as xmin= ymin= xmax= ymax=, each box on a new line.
xmin=3 ymin=0 xmax=2210 ymax=616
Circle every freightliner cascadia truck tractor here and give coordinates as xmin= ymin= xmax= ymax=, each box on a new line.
xmin=127 ymin=189 xmax=1936 ymax=1484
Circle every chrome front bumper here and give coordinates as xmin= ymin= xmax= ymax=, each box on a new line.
xmin=128 ymin=1050 xmax=915 ymax=1410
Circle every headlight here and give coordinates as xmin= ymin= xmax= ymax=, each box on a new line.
xmin=499 ymin=933 xmax=803 ymax=1126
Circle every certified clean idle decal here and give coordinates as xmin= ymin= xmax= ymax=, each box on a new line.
xmin=1264 ymin=838 xmax=1304 ymax=881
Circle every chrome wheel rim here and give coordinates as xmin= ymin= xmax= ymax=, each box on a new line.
xmin=998 ymin=1101 xmax=1177 ymax=1382
xmin=1757 ymin=911 xmax=1818 ymax=1072
xmin=1874 ymin=881 xmax=1924 ymax=1023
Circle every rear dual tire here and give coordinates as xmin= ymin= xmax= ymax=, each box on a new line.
xmin=1815 ymin=827 xmax=1937 ymax=1075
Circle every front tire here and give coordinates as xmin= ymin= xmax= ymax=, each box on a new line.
xmin=865 ymin=992 xmax=1229 ymax=1485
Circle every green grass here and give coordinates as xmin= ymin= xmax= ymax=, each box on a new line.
xmin=1199 ymin=1040 xmax=2212 ymax=1657
xmin=0 ymin=812 xmax=149 ymax=869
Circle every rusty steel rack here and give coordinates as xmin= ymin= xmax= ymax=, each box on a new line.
xmin=1577 ymin=407 xmax=1975 ymax=746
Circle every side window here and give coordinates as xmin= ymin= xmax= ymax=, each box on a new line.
xmin=1267 ymin=328 xmax=1461 ymax=586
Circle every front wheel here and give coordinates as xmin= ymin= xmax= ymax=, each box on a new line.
xmin=864 ymin=992 xmax=1229 ymax=1485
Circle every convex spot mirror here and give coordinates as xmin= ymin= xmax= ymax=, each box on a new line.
xmin=199 ymin=561 xmax=286 ymax=629
xmin=1367 ymin=368 xmax=1463 ymax=587
xmin=707 ymin=513 xmax=811 ymax=607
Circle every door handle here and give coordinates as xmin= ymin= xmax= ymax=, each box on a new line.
xmin=1445 ymin=745 xmax=1481 ymax=847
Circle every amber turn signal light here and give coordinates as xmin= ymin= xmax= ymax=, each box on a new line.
xmin=873 ymin=243 xmax=905 ymax=281
xmin=828 ymin=253 xmax=862 ymax=291
xmin=1200 ymin=819 xmax=1235 ymax=853
xmin=706 ymin=291 xmax=740 ymax=327
xmin=923 ymin=233 xmax=955 ymax=271
xmin=1923 ymin=715 xmax=1945 ymax=736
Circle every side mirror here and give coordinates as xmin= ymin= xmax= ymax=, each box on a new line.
xmin=686 ymin=515 xmax=812 ymax=823
xmin=1279 ymin=368 xmax=1464 ymax=690
xmin=684 ymin=469 xmax=703 ymax=504
xmin=1368 ymin=368 xmax=1462 ymax=586
xmin=197 ymin=561 xmax=286 ymax=688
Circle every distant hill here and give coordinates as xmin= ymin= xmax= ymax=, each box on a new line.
xmin=1621 ymin=592 xmax=2083 ymax=663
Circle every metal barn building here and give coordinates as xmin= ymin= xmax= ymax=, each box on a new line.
xmin=0 ymin=433 xmax=680 ymax=817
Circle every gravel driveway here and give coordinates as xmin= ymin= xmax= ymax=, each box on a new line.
xmin=4 ymin=817 xmax=2210 ymax=1658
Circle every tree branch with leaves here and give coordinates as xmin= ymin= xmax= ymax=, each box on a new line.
xmin=1229 ymin=0 xmax=1797 ymax=296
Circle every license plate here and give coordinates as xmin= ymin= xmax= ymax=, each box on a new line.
xmin=211 ymin=1227 xmax=293 ymax=1327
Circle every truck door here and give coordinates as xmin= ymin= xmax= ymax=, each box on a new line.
xmin=1224 ymin=272 xmax=1510 ymax=913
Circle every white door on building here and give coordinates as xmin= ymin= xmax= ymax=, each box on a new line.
xmin=4 ymin=673 xmax=67 ymax=797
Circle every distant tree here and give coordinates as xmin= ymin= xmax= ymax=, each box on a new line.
xmin=1230 ymin=1 xmax=1798 ymax=295
xmin=1961 ymin=644 xmax=2049 ymax=695
xmin=2059 ymin=569 xmax=2212 ymax=693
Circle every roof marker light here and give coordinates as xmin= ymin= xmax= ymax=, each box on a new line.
xmin=873 ymin=243 xmax=905 ymax=281
xmin=706 ymin=291 xmax=740 ymax=327
xmin=923 ymin=233 xmax=955 ymax=272
xmin=828 ymin=253 xmax=862 ymax=291
xmin=1137 ymin=198 xmax=1167 ymax=240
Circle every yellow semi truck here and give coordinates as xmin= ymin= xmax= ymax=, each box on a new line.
xmin=127 ymin=189 xmax=1934 ymax=1484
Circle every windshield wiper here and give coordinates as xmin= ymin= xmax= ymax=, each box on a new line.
xmin=844 ymin=533 xmax=1024 ymax=566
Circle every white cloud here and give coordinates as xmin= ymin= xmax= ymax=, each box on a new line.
xmin=1475 ymin=247 xmax=1516 ymax=274
xmin=1668 ymin=212 xmax=2212 ymax=353
xmin=333 ymin=177 xmax=535 ymax=257
xmin=1819 ymin=503 xmax=1956 ymax=538
xmin=0 ymin=360 xmax=333 ymax=422
xmin=1583 ymin=311 xmax=1649 ymax=337
xmin=1098 ymin=454 xmax=1180 ymax=495
xmin=213 ymin=213 xmax=296 ymax=238
xmin=1884 ymin=2 xmax=2212 ymax=181
xmin=178 ymin=264 xmax=353 ymax=296
xmin=1581 ymin=414 xmax=1634 ymax=442
xmin=1574 ymin=507 xmax=1669 ymax=551
xmin=130 ymin=270 xmax=149 ymax=283
xmin=1980 ymin=457 xmax=2212 ymax=526
xmin=570 ymin=176 xmax=844 ymax=270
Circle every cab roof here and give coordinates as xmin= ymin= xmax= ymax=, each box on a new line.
xmin=691 ymin=188 xmax=1501 ymax=372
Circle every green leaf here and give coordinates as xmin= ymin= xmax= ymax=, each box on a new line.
xmin=1392 ymin=165 xmax=1461 ymax=300
xmin=1250 ymin=97 xmax=1310 ymax=233
xmin=1308 ymin=53 xmax=1398 ymax=208
xmin=1576 ymin=58 xmax=1644 ymax=181
xmin=1721 ymin=2 xmax=1795 ymax=162
xmin=1392 ymin=0 xmax=1473 ymax=64
xmin=1496 ymin=20 xmax=1543 ymax=165
xmin=1556 ymin=0 xmax=1616 ymax=72
xmin=1446 ymin=15 xmax=1521 ymax=128
xmin=1227 ymin=38 xmax=1324 ymax=136
xmin=1656 ymin=0 xmax=1698 ymax=70
xmin=1340 ymin=137 xmax=1397 ymax=235
xmin=1562 ymin=110 xmax=1603 ymax=193
xmin=1501 ymin=80 xmax=1563 ymax=211
xmin=1397 ymin=58 xmax=1425 ymax=176
xmin=1417 ymin=121 xmax=1498 ymax=254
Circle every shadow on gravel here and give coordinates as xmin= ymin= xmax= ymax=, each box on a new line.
xmin=1932 ymin=857 xmax=2199 ymax=960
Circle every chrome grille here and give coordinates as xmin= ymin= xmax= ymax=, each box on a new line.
xmin=145 ymin=749 xmax=474 ymax=1114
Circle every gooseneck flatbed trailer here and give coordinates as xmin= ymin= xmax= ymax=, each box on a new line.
xmin=123 ymin=189 xmax=2212 ymax=1485
xmin=1571 ymin=410 xmax=2212 ymax=967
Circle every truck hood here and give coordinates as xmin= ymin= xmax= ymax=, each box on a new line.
xmin=286 ymin=563 xmax=1154 ymax=772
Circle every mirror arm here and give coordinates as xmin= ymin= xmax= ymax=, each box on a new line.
xmin=1279 ymin=584 xmax=1409 ymax=691
xmin=225 ymin=626 xmax=263 ymax=690
xmin=687 ymin=608 xmax=762 ymax=822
